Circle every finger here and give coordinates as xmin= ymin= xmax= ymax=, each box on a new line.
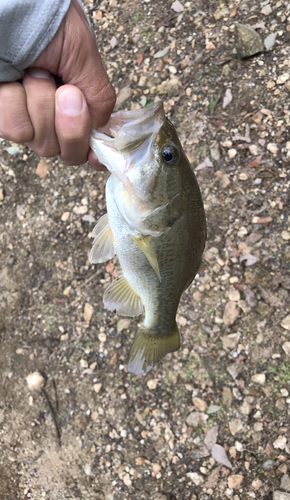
xmin=0 ymin=82 xmax=34 ymax=143
xmin=22 ymin=68 xmax=60 ymax=157
xmin=88 ymin=149 xmax=107 ymax=172
xmin=58 ymin=0 xmax=116 ymax=129
xmin=55 ymin=85 xmax=90 ymax=166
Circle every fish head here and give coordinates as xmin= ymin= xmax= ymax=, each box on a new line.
xmin=90 ymin=101 xmax=185 ymax=214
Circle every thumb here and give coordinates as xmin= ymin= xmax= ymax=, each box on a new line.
xmin=58 ymin=0 xmax=115 ymax=129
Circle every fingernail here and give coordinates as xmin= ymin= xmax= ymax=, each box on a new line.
xmin=57 ymin=88 xmax=83 ymax=116
xmin=28 ymin=67 xmax=51 ymax=79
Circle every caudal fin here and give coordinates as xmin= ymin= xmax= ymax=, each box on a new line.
xmin=127 ymin=325 xmax=180 ymax=375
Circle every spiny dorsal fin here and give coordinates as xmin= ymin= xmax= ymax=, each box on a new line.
xmin=131 ymin=235 xmax=161 ymax=282
xmin=103 ymin=275 xmax=144 ymax=317
xmin=89 ymin=214 xmax=115 ymax=264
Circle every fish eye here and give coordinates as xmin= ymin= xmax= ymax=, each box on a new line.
xmin=162 ymin=145 xmax=177 ymax=166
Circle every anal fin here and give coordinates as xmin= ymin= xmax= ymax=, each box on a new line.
xmin=127 ymin=324 xmax=180 ymax=375
xmin=103 ymin=275 xmax=144 ymax=317
xmin=132 ymin=235 xmax=161 ymax=281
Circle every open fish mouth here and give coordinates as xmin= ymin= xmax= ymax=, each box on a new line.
xmin=89 ymin=101 xmax=165 ymax=180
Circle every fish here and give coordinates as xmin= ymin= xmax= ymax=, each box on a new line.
xmin=89 ymin=101 xmax=206 ymax=375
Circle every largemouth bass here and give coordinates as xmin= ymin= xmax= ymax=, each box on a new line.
xmin=89 ymin=101 xmax=206 ymax=375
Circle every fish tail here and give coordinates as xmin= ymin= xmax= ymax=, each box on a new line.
xmin=127 ymin=325 xmax=180 ymax=375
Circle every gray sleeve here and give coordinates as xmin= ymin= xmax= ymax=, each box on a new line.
xmin=0 ymin=0 xmax=71 ymax=82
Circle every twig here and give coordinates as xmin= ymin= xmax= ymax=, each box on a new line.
xmin=41 ymin=388 xmax=61 ymax=447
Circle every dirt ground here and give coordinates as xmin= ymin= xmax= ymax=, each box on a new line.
xmin=1 ymin=0 xmax=290 ymax=499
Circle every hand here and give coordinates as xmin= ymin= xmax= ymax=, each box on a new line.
xmin=0 ymin=0 xmax=115 ymax=169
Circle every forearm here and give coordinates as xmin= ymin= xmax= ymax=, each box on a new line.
xmin=0 ymin=0 xmax=71 ymax=81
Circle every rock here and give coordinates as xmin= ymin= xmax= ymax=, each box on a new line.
xmin=84 ymin=464 xmax=91 ymax=476
xmin=282 ymin=342 xmax=290 ymax=357
xmin=285 ymin=82 xmax=290 ymax=93
xmin=281 ymin=474 xmax=290 ymax=492
xmin=117 ymin=318 xmax=131 ymax=333
xmin=186 ymin=412 xmax=200 ymax=427
xmin=222 ymin=332 xmax=241 ymax=350
xmin=235 ymin=24 xmax=264 ymax=59
xmin=147 ymin=379 xmax=158 ymax=390
xmin=75 ymin=205 xmax=88 ymax=215
xmin=227 ymin=363 xmax=244 ymax=380
xmin=223 ymin=301 xmax=240 ymax=326
xmin=228 ymin=474 xmax=244 ymax=489
xmin=93 ymin=383 xmax=102 ymax=394
xmin=252 ymin=479 xmax=263 ymax=490
xmin=277 ymin=74 xmax=290 ymax=85
xmin=229 ymin=419 xmax=243 ymax=436
xmin=267 ymin=143 xmax=278 ymax=154
xmin=228 ymin=289 xmax=241 ymax=302
xmin=240 ymin=399 xmax=252 ymax=415
xmin=61 ymin=211 xmax=70 ymax=222
xmin=152 ymin=463 xmax=161 ymax=473
xmin=26 ymin=372 xmax=45 ymax=390
xmin=192 ymin=397 xmax=208 ymax=412
xmin=251 ymin=373 xmax=266 ymax=385
xmin=281 ymin=315 xmax=290 ymax=331
xmin=273 ymin=492 xmax=290 ymax=500
xmin=123 ymin=473 xmax=132 ymax=487
xmin=261 ymin=4 xmax=272 ymax=15
xmin=0 ymin=188 xmax=4 ymax=201
xmin=228 ymin=149 xmax=237 ymax=158
xmin=222 ymin=387 xmax=233 ymax=407
xmin=36 ymin=159 xmax=49 ymax=178
xmin=282 ymin=231 xmax=290 ymax=241
xmin=98 ymin=332 xmax=107 ymax=342
xmin=84 ymin=303 xmax=94 ymax=323
xmin=186 ymin=472 xmax=204 ymax=485
xmin=273 ymin=436 xmax=287 ymax=450
xmin=263 ymin=459 xmax=275 ymax=471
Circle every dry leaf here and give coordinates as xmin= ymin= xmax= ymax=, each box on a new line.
xmin=154 ymin=46 xmax=170 ymax=58
xmin=240 ymin=254 xmax=258 ymax=266
xmin=36 ymin=159 xmax=49 ymax=178
xmin=204 ymin=425 xmax=219 ymax=451
xmin=223 ymin=89 xmax=232 ymax=108
xmin=230 ymin=5 xmax=239 ymax=17
xmin=136 ymin=53 xmax=143 ymax=66
xmin=248 ymin=153 xmax=263 ymax=167
xmin=211 ymin=444 xmax=232 ymax=469
xmin=195 ymin=157 xmax=213 ymax=170
xmin=109 ymin=36 xmax=118 ymax=49
xmin=84 ymin=303 xmax=94 ymax=323
xmin=171 ymin=0 xmax=184 ymax=13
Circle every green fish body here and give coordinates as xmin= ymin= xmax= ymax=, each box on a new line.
xmin=89 ymin=102 xmax=206 ymax=374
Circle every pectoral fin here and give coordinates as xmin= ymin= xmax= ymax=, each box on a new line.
xmin=132 ymin=235 xmax=161 ymax=281
xmin=89 ymin=214 xmax=115 ymax=264
xmin=103 ymin=275 xmax=144 ymax=317
xmin=127 ymin=325 xmax=180 ymax=375
xmin=92 ymin=213 xmax=109 ymax=238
